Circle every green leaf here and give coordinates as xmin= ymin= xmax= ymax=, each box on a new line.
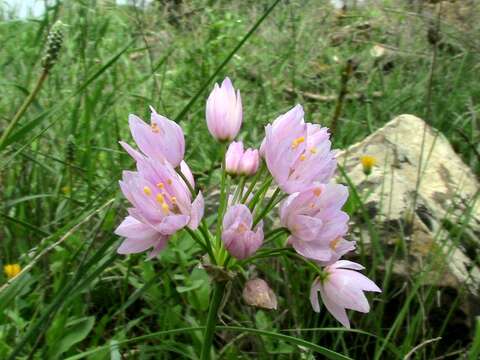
xmin=49 ymin=317 xmax=95 ymax=359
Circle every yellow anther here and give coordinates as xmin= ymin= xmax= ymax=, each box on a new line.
xmin=313 ymin=187 xmax=322 ymax=197
xmin=167 ymin=179 xmax=173 ymax=185
xmin=143 ymin=186 xmax=152 ymax=196
xmin=329 ymin=237 xmax=341 ymax=250
xmin=310 ymin=147 xmax=318 ymax=154
xmin=309 ymin=202 xmax=316 ymax=209
xmin=161 ymin=203 xmax=170 ymax=214
xmin=171 ymin=196 xmax=177 ymax=204
xmin=156 ymin=182 xmax=164 ymax=189
xmin=156 ymin=193 xmax=165 ymax=204
xmin=291 ymin=136 xmax=305 ymax=149
xmin=300 ymin=154 xmax=306 ymax=161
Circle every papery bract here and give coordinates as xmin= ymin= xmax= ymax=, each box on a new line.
xmin=310 ymin=260 xmax=381 ymax=328
xmin=242 ymin=278 xmax=278 ymax=310
xmin=263 ymin=105 xmax=336 ymax=193
xmin=127 ymin=107 xmax=185 ymax=167
xmin=222 ymin=204 xmax=263 ymax=259
xmin=206 ymin=77 xmax=242 ymax=141
xmin=280 ymin=183 xmax=355 ymax=263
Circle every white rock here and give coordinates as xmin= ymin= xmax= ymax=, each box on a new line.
xmin=337 ymin=114 xmax=480 ymax=294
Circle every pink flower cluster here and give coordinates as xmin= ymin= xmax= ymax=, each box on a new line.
xmin=115 ymin=76 xmax=380 ymax=328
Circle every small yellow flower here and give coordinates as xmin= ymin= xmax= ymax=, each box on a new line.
xmin=3 ymin=264 xmax=21 ymax=279
xmin=360 ymin=155 xmax=377 ymax=176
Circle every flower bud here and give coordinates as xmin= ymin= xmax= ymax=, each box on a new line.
xmin=42 ymin=21 xmax=64 ymax=72
xmin=222 ymin=204 xmax=263 ymax=259
xmin=242 ymin=278 xmax=277 ymax=310
xmin=239 ymin=149 xmax=259 ymax=176
xmin=225 ymin=141 xmax=244 ymax=175
xmin=206 ymin=77 xmax=242 ymax=141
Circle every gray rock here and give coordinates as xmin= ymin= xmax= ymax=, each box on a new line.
xmin=337 ymin=114 xmax=480 ymax=295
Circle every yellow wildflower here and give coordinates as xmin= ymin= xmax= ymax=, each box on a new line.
xmin=4 ymin=264 xmax=21 ymax=279
xmin=360 ymin=155 xmax=377 ymax=176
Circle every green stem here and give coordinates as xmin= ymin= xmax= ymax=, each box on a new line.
xmin=241 ymin=163 xmax=265 ymax=203
xmin=215 ymin=144 xmax=228 ymax=250
xmin=253 ymin=187 xmax=281 ymax=226
xmin=0 ymin=70 xmax=49 ymax=149
xmin=201 ymin=281 xmax=226 ymax=360
xmin=232 ymin=176 xmax=246 ymax=204
xmin=176 ymin=167 xmax=196 ymax=196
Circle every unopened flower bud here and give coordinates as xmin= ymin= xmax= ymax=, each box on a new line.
xmin=206 ymin=77 xmax=242 ymax=141
xmin=242 ymin=278 xmax=277 ymax=310
xmin=225 ymin=141 xmax=244 ymax=175
xmin=225 ymin=141 xmax=259 ymax=177
xmin=239 ymin=149 xmax=259 ymax=176
xmin=360 ymin=155 xmax=377 ymax=176
xmin=42 ymin=21 xmax=64 ymax=72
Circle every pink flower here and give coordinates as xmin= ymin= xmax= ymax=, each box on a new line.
xmin=225 ymin=141 xmax=260 ymax=176
xmin=115 ymin=156 xmax=204 ymax=257
xmin=279 ymin=183 xmax=355 ymax=263
xmin=225 ymin=141 xmax=244 ymax=175
xmin=115 ymin=216 xmax=169 ymax=259
xmin=126 ymin=107 xmax=185 ymax=167
xmin=222 ymin=204 xmax=263 ymax=259
xmin=206 ymin=77 xmax=242 ymax=141
xmin=239 ymin=148 xmax=259 ymax=176
xmin=263 ymin=105 xmax=336 ymax=193
xmin=310 ymin=260 xmax=381 ymax=328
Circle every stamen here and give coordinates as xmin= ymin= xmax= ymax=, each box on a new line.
xmin=167 ymin=179 xmax=173 ymax=185
xmin=156 ymin=182 xmax=164 ymax=189
xmin=161 ymin=203 xmax=170 ymax=214
xmin=329 ymin=237 xmax=341 ymax=250
xmin=300 ymin=154 xmax=306 ymax=161
xmin=171 ymin=196 xmax=177 ymax=204
xmin=156 ymin=194 xmax=165 ymax=204
xmin=313 ymin=187 xmax=322 ymax=197
xmin=291 ymin=136 xmax=305 ymax=149
xmin=143 ymin=186 xmax=152 ymax=196
xmin=310 ymin=147 xmax=318 ymax=154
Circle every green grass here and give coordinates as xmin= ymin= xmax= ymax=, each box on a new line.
xmin=1 ymin=0 xmax=479 ymax=358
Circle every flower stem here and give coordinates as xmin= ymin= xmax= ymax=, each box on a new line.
xmin=201 ymin=281 xmax=226 ymax=360
xmin=0 ymin=70 xmax=48 ymax=150
xmin=253 ymin=187 xmax=282 ymax=226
